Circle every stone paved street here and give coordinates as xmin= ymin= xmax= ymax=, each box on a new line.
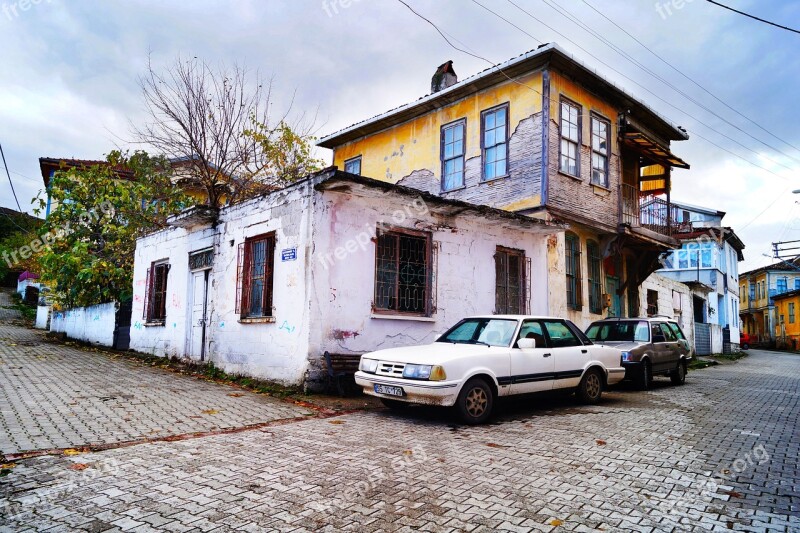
xmin=0 ymin=307 xmax=798 ymax=531
xmin=0 ymin=301 xmax=313 ymax=456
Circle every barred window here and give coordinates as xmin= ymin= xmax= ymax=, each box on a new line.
xmin=587 ymin=240 xmax=603 ymax=314
xmin=441 ymin=119 xmax=465 ymax=191
xmin=481 ymin=104 xmax=509 ymax=180
xmin=591 ymin=115 xmax=610 ymax=187
xmin=237 ymin=234 xmax=275 ymax=318
xmin=560 ymin=99 xmax=580 ymax=177
xmin=144 ymin=261 xmax=169 ymax=323
xmin=565 ymin=233 xmax=582 ymax=310
xmin=374 ymin=229 xmax=431 ymax=316
xmin=495 ymin=247 xmax=526 ymax=315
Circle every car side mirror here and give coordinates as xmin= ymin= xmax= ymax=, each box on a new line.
xmin=517 ymin=338 xmax=537 ymax=350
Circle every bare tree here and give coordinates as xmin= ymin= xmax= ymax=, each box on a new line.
xmin=133 ymin=56 xmax=322 ymax=208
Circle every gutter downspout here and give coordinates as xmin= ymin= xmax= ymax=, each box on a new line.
xmin=541 ymin=68 xmax=550 ymax=207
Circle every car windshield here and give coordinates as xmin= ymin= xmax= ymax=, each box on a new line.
xmin=438 ymin=318 xmax=518 ymax=347
xmin=586 ymin=321 xmax=650 ymax=343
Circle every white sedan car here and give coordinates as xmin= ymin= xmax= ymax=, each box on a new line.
xmin=355 ymin=315 xmax=626 ymax=424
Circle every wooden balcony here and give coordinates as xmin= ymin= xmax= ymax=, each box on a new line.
xmin=620 ymin=184 xmax=680 ymax=243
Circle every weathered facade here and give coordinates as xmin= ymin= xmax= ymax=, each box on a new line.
xmin=319 ymin=43 xmax=691 ymax=329
xmin=130 ymin=170 xmax=561 ymax=387
xmin=740 ymin=257 xmax=800 ymax=344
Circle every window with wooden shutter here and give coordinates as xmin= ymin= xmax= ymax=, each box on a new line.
xmin=565 ymin=233 xmax=582 ymax=310
xmin=495 ymin=247 xmax=526 ymax=315
xmin=237 ymin=234 xmax=276 ymax=318
xmin=145 ymin=261 xmax=169 ymax=323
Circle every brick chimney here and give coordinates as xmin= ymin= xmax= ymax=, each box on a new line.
xmin=431 ymin=60 xmax=457 ymax=93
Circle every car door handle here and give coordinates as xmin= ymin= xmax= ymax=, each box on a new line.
xmin=581 ymin=349 xmax=588 ymax=354
xmin=543 ymin=353 xmax=552 ymax=358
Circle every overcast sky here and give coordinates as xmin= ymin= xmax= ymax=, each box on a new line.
xmin=1 ymin=0 xmax=797 ymax=271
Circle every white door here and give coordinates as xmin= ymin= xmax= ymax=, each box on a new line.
xmin=188 ymin=270 xmax=209 ymax=360
xmin=510 ymin=320 xmax=555 ymax=394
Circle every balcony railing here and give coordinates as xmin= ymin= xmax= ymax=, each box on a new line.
xmin=621 ymin=184 xmax=680 ymax=237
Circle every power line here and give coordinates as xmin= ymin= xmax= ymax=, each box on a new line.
xmin=0 ymin=142 xmax=22 ymax=211
xmin=500 ymin=0 xmax=796 ymax=181
xmin=579 ymin=0 xmax=800 ymax=156
xmin=705 ymin=0 xmax=800 ymax=35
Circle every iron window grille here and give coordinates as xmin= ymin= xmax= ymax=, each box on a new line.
xmin=481 ymin=104 xmax=509 ymax=180
xmin=143 ymin=261 xmax=169 ymax=323
xmin=344 ymin=156 xmax=362 ymax=176
xmin=441 ymin=119 xmax=466 ymax=191
xmin=590 ymin=115 xmax=610 ymax=187
xmin=373 ymin=228 xmax=433 ymax=316
xmin=188 ymin=249 xmax=214 ymax=270
xmin=587 ymin=240 xmax=603 ymax=314
xmin=565 ymin=233 xmax=582 ymax=310
xmin=236 ymin=233 xmax=276 ymax=318
xmin=495 ymin=247 xmax=530 ymax=315
xmin=559 ymin=98 xmax=581 ymax=177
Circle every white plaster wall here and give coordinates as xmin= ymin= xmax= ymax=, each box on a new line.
xmin=639 ymin=273 xmax=694 ymax=350
xmin=35 ymin=305 xmax=49 ymax=329
xmin=308 ymin=188 xmax=551 ymax=364
xmin=50 ymin=302 xmax=116 ymax=346
xmin=130 ymin=182 xmax=315 ymax=385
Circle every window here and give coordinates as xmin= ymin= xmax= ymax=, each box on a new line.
xmin=374 ymin=229 xmax=431 ymax=315
xmin=660 ymin=322 xmax=677 ymax=341
xmin=590 ymin=115 xmax=610 ymax=187
xmin=441 ymin=119 xmax=465 ymax=190
xmin=439 ymin=318 xmax=517 ymax=347
xmin=481 ymin=104 xmax=508 ymax=180
xmin=795 ymin=278 xmax=800 ymax=290
xmin=749 ymin=283 xmax=755 ymax=302
xmin=237 ymin=234 xmax=276 ymax=318
xmin=565 ymin=233 xmax=582 ymax=310
xmin=777 ymin=277 xmax=788 ymax=294
xmin=517 ymin=320 xmax=547 ymax=347
xmin=344 ymin=156 xmax=362 ymax=175
xmin=790 ymin=303 xmax=796 ymax=324
xmin=495 ymin=247 xmax=526 ymax=314
xmin=587 ymin=240 xmax=602 ymax=314
xmin=542 ymin=320 xmax=582 ymax=348
xmin=559 ymin=99 xmax=580 ymax=176
xmin=144 ymin=261 xmax=169 ymax=323
xmin=647 ymin=289 xmax=659 ymax=317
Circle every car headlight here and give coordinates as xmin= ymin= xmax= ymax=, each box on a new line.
xmin=621 ymin=351 xmax=632 ymax=362
xmin=401 ymin=364 xmax=447 ymax=381
xmin=359 ymin=358 xmax=379 ymax=374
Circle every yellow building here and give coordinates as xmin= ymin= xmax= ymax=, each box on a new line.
xmin=318 ymin=44 xmax=690 ymax=325
xmin=774 ymin=290 xmax=800 ymax=350
xmin=739 ymin=257 xmax=800 ymax=344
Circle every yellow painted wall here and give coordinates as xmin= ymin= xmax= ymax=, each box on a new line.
xmin=775 ymin=294 xmax=800 ymax=341
xmin=548 ymin=71 xmax=619 ymax=156
xmin=332 ymin=71 xmax=544 ymax=184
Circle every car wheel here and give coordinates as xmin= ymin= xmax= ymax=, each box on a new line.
xmin=456 ymin=378 xmax=494 ymax=425
xmin=636 ymin=359 xmax=652 ymax=391
xmin=576 ymin=369 xmax=603 ymax=404
xmin=670 ymin=360 xmax=687 ymax=385
xmin=380 ymin=398 xmax=410 ymax=409
xmin=741 ymin=343 xmax=749 ymax=350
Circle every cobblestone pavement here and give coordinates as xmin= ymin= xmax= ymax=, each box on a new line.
xmin=1 ymin=346 xmax=797 ymax=532
xmin=0 ymin=320 xmax=313 ymax=456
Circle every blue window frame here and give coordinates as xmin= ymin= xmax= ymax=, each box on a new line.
xmin=344 ymin=156 xmax=361 ymax=175
xmin=481 ymin=104 xmax=508 ymax=180
xmin=777 ymin=277 xmax=788 ymax=294
xmin=441 ymin=119 xmax=465 ymax=191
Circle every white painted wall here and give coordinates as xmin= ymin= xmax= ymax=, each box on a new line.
xmin=130 ymin=174 xmax=558 ymax=388
xmin=35 ymin=305 xmax=49 ymax=329
xmin=50 ymin=302 xmax=116 ymax=346
xmin=639 ymin=273 xmax=694 ymax=350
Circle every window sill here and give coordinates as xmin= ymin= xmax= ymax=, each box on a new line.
xmin=238 ymin=317 xmax=276 ymax=324
xmin=441 ymin=185 xmax=466 ymax=193
xmin=558 ymin=170 xmax=583 ymax=182
xmin=480 ymin=174 xmax=509 ymax=184
xmin=144 ymin=321 xmax=165 ymax=327
xmin=371 ymin=314 xmax=436 ymax=322
xmin=591 ymin=183 xmax=611 ymax=193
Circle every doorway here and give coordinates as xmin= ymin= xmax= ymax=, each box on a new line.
xmin=188 ymin=269 xmax=210 ymax=360
xmin=606 ymin=276 xmax=621 ymax=317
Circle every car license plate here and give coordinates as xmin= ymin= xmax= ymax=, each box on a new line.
xmin=374 ymin=384 xmax=404 ymax=397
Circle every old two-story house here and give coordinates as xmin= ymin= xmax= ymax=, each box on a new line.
xmin=319 ymin=43 xmax=691 ymax=329
xmin=129 ymin=44 xmax=692 ymax=387
xmin=740 ymin=257 xmax=800 ymax=345
xmin=650 ymin=201 xmax=745 ymax=354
